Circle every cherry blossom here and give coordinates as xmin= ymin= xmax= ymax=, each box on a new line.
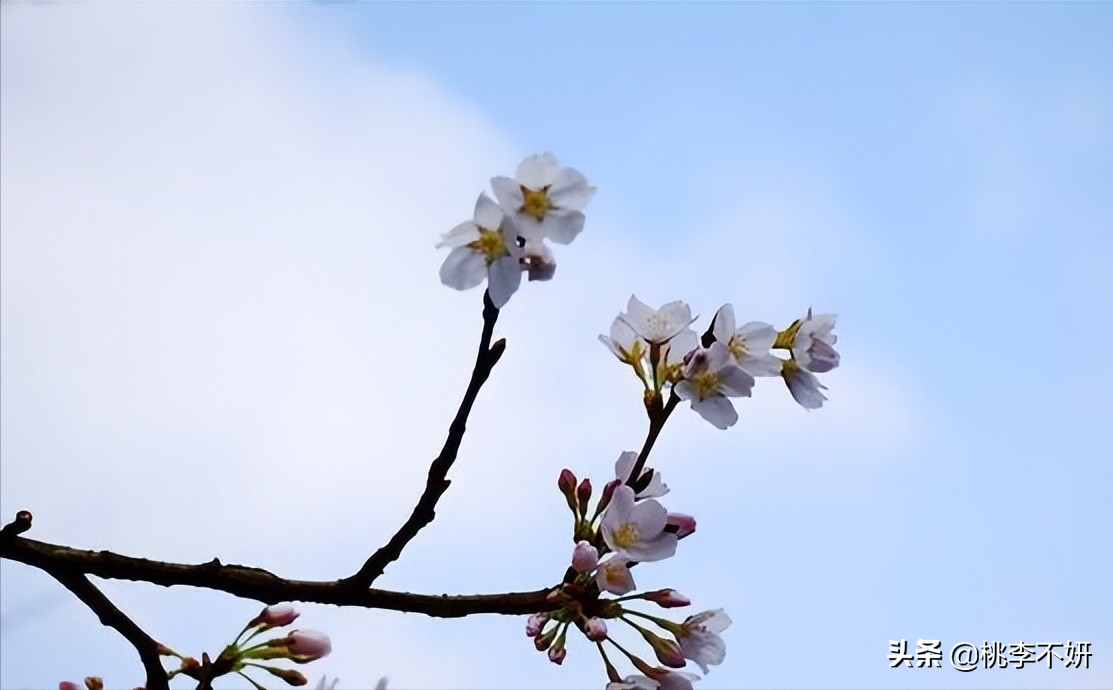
xmin=491 ymin=152 xmax=595 ymax=245
xmin=709 ymin=304 xmax=782 ymax=377
xmin=674 ymin=343 xmax=755 ymax=429
xmin=675 ymin=609 xmax=732 ymax=673
xmin=600 ymin=486 xmax=678 ymax=563
xmin=781 ymin=358 xmax=828 ymax=409
xmin=791 ymin=309 xmax=839 ymax=373
xmin=618 ymin=296 xmax=697 ymax=346
xmin=596 ymin=554 xmax=637 ymax=595
xmin=436 ymin=193 xmax=522 ymax=308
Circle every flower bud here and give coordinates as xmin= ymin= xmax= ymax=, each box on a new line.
xmin=534 ymin=625 xmax=558 ymax=652
xmin=558 ymin=469 xmax=579 ymax=514
xmin=666 ymin=513 xmax=696 ymax=539
xmin=83 ymin=679 xmax=104 ymax=690
xmin=547 ymin=628 xmax=568 ymax=665
xmin=548 ymin=644 xmax=567 ymax=665
xmin=639 ymin=628 xmax=686 ymax=668
xmin=286 ymin=630 xmax=331 ymax=662
xmin=59 ymin=683 xmax=81 ymax=690
xmin=571 ymin=540 xmax=599 ymax=573
xmin=525 ymin=612 xmax=550 ymax=637
xmin=249 ymin=603 xmax=300 ymax=629
xmin=597 ymin=478 xmax=621 ymax=514
xmin=576 ymin=478 xmax=592 ymax=507
xmin=643 ymin=589 xmax=691 ymax=608
xmin=261 ymin=666 xmax=309 ymax=687
xmin=583 ymin=617 xmax=608 ymax=642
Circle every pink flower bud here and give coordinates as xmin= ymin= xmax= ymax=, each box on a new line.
xmin=584 ymin=617 xmax=608 ymax=642
xmin=643 ymin=589 xmax=691 ymax=608
xmin=576 ymin=478 xmax=593 ymax=506
xmin=264 ymin=667 xmax=308 ymax=686
xmin=286 ymin=630 xmax=331 ymax=661
xmin=597 ymin=478 xmax=621 ymax=513
xmin=558 ymin=468 xmax=579 ymax=514
xmin=250 ymin=603 xmax=300 ymax=628
xmin=548 ymin=645 xmax=567 ymax=665
xmin=666 ymin=513 xmax=697 ymax=539
xmin=571 ymin=540 xmax=599 ymax=573
xmin=558 ymin=468 xmax=577 ymax=494
xmin=640 ymin=628 xmax=686 ymax=668
xmin=525 ymin=612 xmax=550 ymax=637
xmin=59 ymin=683 xmax=81 ymax=690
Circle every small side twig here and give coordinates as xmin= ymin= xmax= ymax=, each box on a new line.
xmin=342 ymin=291 xmax=505 ymax=589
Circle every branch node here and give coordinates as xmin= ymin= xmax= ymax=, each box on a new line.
xmin=0 ymin=510 xmax=33 ymax=539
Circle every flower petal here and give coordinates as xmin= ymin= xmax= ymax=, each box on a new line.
xmin=439 ymin=247 xmax=486 ymax=290
xmin=692 ymin=395 xmax=738 ymax=429
xmin=486 ymin=255 xmax=522 ymax=308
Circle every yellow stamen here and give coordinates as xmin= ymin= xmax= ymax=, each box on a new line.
xmin=520 ymin=185 xmax=555 ymax=221
xmin=612 ymin=523 xmax=640 ymax=550
xmin=466 ymin=227 xmax=508 ymax=263
xmin=690 ymin=370 xmax=720 ymax=400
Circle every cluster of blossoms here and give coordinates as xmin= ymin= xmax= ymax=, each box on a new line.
xmin=601 ymin=297 xmax=839 ymax=427
xmin=436 ymin=154 xmax=837 ymax=688
xmin=526 ymin=461 xmax=729 ymax=690
xmin=437 ymin=152 xmax=595 ymax=308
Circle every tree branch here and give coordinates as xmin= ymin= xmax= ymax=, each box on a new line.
xmin=342 ymin=291 xmax=504 ymax=589
xmin=2 ymin=533 xmax=556 ymax=618
xmin=4 ymin=512 xmax=171 ymax=689
xmin=48 ymin=570 xmax=171 ymax=690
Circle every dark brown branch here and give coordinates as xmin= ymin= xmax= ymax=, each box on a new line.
xmin=48 ymin=570 xmax=170 ymax=690
xmin=2 ymin=534 xmax=556 ymax=618
xmin=342 ymin=291 xmax=504 ymax=589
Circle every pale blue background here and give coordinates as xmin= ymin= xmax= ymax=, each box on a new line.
xmin=2 ymin=3 xmax=1110 ymax=689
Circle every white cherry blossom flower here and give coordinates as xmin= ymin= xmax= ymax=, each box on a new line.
xmin=596 ymin=554 xmax=637 ymax=595
xmin=710 ymin=304 xmax=781 ymax=377
xmin=600 ymin=486 xmax=678 ymax=563
xmin=599 ymin=315 xmax=648 ymax=366
xmin=790 ymin=308 xmax=839 ymax=373
xmin=675 ymin=609 xmax=731 ymax=674
xmin=674 ymin=342 xmax=755 ymax=429
xmin=436 ymin=193 xmax=522 ymax=308
xmin=781 ymin=358 xmax=828 ymax=409
xmin=615 ymin=451 xmax=669 ymax=499
xmin=491 ymin=152 xmax=595 ymax=245
xmin=619 ymin=295 xmax=697 ymax=345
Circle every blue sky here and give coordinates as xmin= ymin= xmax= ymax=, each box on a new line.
xmin=2 ymin=3 xmax=1111 ymax=689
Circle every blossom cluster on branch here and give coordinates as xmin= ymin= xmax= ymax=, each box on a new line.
xmin=436 ymin=153 xmax=839 ymax=689
xmin=3 ymin=153 xmax=837 ymax=690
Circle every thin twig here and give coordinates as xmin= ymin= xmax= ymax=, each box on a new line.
xmin=342 ymin=291 xmax=504 ymax=589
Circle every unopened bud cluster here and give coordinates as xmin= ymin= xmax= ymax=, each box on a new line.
xmin=161 ymin=603 xmax=331 ymax=689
